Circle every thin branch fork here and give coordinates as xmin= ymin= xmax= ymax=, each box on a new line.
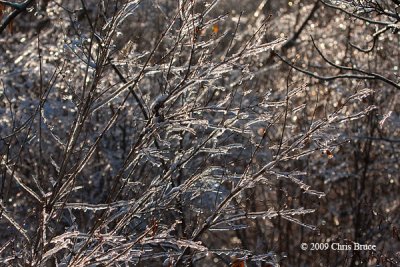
xmin=275 ymin=36 xmax=400 ymax=90
xmin=0 ymin=0 xmax=35 ymax=34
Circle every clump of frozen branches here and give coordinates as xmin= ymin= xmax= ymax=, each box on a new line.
xmin=0 ymin=0 xmax=382 ymax=266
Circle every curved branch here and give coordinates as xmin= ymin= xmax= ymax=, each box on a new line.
xmin=348 ymin=23 xmax=392 ymax=53
xmin=0 ymin=0 xmax=35 ymax=34
xmin=309 ymin=36 xmax=400 ymax=89
xmin=349 ymin=38 xmax=376 ymax=53
xmin=0 ymin=0 xmax=27 ymax=10
xmin=274 ymin=51 xmax=400 ymax=90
